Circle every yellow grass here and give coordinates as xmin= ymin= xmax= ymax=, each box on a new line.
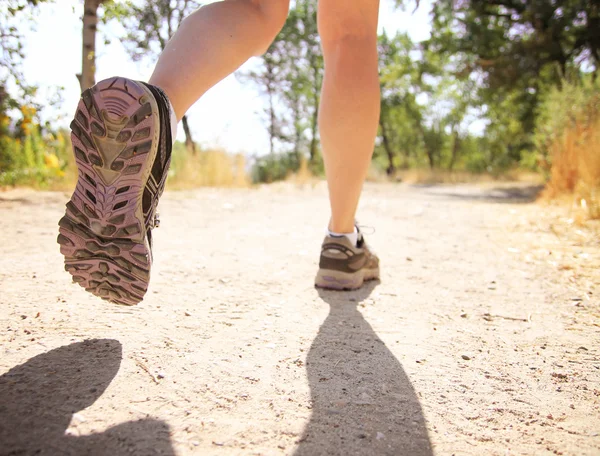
xmin=167 ymin=147 xmax=250 ymax=190
xmin=285 ymin=156 xmax=320 ymax=186
xmin=372 ymin=168 xmax=543 ymax=185
xmin=543 ymin=119 xmax=600 ymax=220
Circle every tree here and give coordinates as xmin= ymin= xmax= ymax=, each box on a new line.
xmin=428 ymin=1 xmax=599 ymax=159
xmin=103 ymin=0 xmax=201 ymax=153
xmin=78 ymin=0 xmax=110 ymax=92
xmin=284 ymin=0 xmax=323 ymax=164
xmin=378 ymin=32 xmax=424 ymax=173
xmin=238 ymin=0 xmax=323 ymax=173
xmin=238 ymin=46 xmax=286 ymax=156
xmin=1 ymin=0 xmax=53 ymax=109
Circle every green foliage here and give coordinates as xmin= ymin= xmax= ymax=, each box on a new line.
xmin=0 ymin=108 xmax=71 ymax=188
xmin=420 ymin=0 xmax=600 ymax=165
xmin=102 ymin=0 xmax=201 ymax=62
xmin=534 ymin=73 xmax=600 ymax=175
xmin=375 ymin=31 xmax=490 ymax=174
xmin=103 ymin=0 xmax=200 ymax=150
xmin=251 ymin=152 xmax=301 ymax=184
xmin=0 ymin=0 xmax=68 ymax=189
xmin=239 ymin=0 xmax=323 ymax=181
xmin=1 ymin=1 xmax=54 ymax=104
xmin=534 ymin=74 xmax=600 ymax=218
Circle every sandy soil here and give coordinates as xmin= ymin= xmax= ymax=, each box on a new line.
xmin=0 ymin=182 xmax=598 ymax=456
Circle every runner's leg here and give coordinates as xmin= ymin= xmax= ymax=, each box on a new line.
xmin=317 ymin=0 xmax=380 ymax=234
xmin=149 ymin=0 xmax=290 ymax=120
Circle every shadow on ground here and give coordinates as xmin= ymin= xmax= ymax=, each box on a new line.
xmin=423 ymin=184 xmax=544 ymax=204
xmin=294 ymin=282 xmax=432 ymax=456
xmin=0 ymin=339 xmax=174 ymax=456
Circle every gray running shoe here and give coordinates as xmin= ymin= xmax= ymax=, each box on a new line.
xmin=58 ymin=77 xmax=172 ymax=305
xmin=315 ymin=227 xmax=380 ymax=290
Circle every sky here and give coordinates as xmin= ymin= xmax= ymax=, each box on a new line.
xmin=20 ymin=0 xmax=433 ymax=156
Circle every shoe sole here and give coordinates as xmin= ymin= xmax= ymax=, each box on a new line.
xmin=314 ymin=267 xmax=380 ymax=291
xmin=57 ymin=77 xmax=160 ymax=306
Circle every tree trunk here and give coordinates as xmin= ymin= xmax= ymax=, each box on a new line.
xmin=417 ymin=122 xmax=435 ymax=169
xmin=292 ymin=97 xmax=302 ymax=166
xmin=448 ymin=128 xmax=460 ymax=171
xmin=265 ymin=60 xmax=277 ymax=156
xmin=268 ymin=87 xmax=275 ymax=156
xmin=78 ymin=0 xmax=104 ymax=93
xmin=181 ymin=115 xmax=196 ymax=154
xmin=309 ymin=102 xmax=318 ymax=163
xmin=379 ymin=116 xmax=396 ymax=176
xmin=309 ymin=66 xmax=320 ymax=163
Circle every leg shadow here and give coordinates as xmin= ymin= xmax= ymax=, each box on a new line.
xmin=0 ymin=339 xmax=175 ymax=456
xmin=294 ymin=283 xmax=433 ymax=456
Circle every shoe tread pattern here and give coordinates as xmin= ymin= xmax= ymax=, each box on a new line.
xmin=58 ymin=77 xmax=159 ymax=305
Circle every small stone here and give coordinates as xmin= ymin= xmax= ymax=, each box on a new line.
xmin=461 ymin=355 xmax=471 ymax=361
xmin=157 ymin=371 xmax=166 ymax=379
xmin=376 ymin=432 xmax=385 ymax=440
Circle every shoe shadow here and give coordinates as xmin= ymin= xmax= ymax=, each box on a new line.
xmin=294 ymin=282 xmax=433 ymax=456
xmin=0 ymin=339 xmax=175 ymax=456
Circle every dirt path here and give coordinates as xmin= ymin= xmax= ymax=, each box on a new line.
xmin=1 ymin=182 xmax=598 ymax=456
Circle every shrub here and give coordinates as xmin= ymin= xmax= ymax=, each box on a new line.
xmin=536 ymin=75 xmax=600 ymax=219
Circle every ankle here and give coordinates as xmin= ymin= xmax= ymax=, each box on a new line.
xmin=327 ymin=225 xmax=358 ymax=247
xmin=328 ymin=221 xmax=355 ymax=234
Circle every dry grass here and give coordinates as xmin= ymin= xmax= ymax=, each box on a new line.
xmin=543 ymin=119 xmax=600 ymax=220
xmin=44 ymin=145 xmax=251 ymax=192
xmin=285 ymin=156 xmax=320 ymax=186
xmin=167 ymin=147 xmax=250 ymax=190
xmin=373 ymin=168 xmax=543 ymax=185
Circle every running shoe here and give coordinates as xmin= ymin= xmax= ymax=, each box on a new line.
xmin=57 ymin=77 xmax=172 ymax=305
xmin=315 ymin=226 xmax=380 ymax=290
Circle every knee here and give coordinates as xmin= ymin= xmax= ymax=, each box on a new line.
xmin=318 ymin=4 xmax=378 ymax=54
xmin=250 ymin=0 xmax=290 ymax=52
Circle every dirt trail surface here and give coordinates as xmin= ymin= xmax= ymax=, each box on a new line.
xmin=1 ymin=182 xmax=599 ymax=456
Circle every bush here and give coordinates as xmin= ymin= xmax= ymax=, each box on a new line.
xmin=250 ymin=152 xmax=302 ymax=184
xmin=536 ymin=74 xmax=600 ymax=218
xmin=0 ymin=106 xmax=72 ymax=188
xmin=0 ymin=104 xmax=249 ymax=190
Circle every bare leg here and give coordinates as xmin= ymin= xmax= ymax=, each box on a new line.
xmin=149 ymin=0 xmax=290 ymax=120
xmin=318 ymin=0 xmax=381 ymax=234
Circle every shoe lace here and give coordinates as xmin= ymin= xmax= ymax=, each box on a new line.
xmin=355 ymin=222 xmax=375 ymax=235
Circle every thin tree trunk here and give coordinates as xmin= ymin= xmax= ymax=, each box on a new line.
xmin=268 ymin=85 xmax=275 ymax=156
xmin=78 ymin=0 xmax=104 ymax=93
xmin=181 ymin=115 xmax=196 ymax=154
xmin=379 ymin=116 xmax=396 ymax=176
xmin=448 ymin=128 xmax=460 ymax=171
xmin=292 ymin=97 xmax=302 ymax=165
xmin=265 ymin=60 xmax=276 ymax=156
xmin=309 ymin=65 xmax=320 ymax=163
xmin=417 ymin=123 xmax=435 ymax=169
xmin=309 ymin=102 xmax=318 ymax=163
